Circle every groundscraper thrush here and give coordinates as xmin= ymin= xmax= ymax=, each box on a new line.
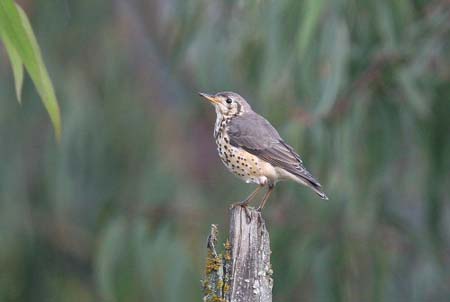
xmin=200 ymin=91 xmax=328 ymax=211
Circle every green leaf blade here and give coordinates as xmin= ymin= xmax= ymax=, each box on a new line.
xmin=0 ymin=0 xmax=62 ymax=140
xmin=16 ymin=4 xmax=62 ymax=140
xmin=0 ymin=31 xmax=23 ymax=103
xmin=297 ymin=0 xmax=326 ymax=60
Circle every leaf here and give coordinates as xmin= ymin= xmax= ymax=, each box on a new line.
xmin=315 ymin=16 xmax=350 ymax=116
xmin=0 ymin=0 xmax=62 ymax=140
xmin=296 ymin=0 xmax=325 ymax=60
xmin=0 ymin=28 xmax=23 ymax=103
xmin=398 ymin=71 xmax=429 ymax=117
xmin=95 ymin=217 xmax=127 ymax=302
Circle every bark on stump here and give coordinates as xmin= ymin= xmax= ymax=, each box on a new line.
xmin=202 ymin=207 xmax=273 ymax=302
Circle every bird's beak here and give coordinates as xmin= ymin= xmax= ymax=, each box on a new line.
xmin=198 ymin=92 xmax=220 ymax=105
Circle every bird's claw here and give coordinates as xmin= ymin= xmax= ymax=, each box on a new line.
xmin=230 ymin=199 xmax=249 ymax=208
xmin=230 ymin=202 xmax=252 ymax=222
xmin=243 ymin=206 xmax=252 ymax=222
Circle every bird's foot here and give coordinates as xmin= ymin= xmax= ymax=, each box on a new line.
xmin=230 ymin=199 xmax=249 ymax=208
xmin=230 ymin=201 xmax=252 ymax=222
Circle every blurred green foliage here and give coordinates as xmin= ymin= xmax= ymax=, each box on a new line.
xmin=0 ymin=0 xmax=449 ymax=301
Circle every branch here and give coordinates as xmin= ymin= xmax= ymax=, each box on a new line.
xmin=202 ymin=207 xmax=273 ymax=302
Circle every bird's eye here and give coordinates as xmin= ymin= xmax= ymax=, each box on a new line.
xmin=226 ymin=98 xmax=232 ymax=104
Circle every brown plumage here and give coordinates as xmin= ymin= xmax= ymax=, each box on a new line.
xmin=200 ymin=91 xmax=328 ymax=210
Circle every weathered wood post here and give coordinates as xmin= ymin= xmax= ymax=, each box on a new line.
xmin=202 ymin=206 xmax=273 ymax=302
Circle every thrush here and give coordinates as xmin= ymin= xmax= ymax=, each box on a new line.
xmin=199 ymin=91 xmax=328 ymax=211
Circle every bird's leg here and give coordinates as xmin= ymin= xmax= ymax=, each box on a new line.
xmin=256 ymin=184 xmax=274 ymax=211
xmin=231 ymin=185 xmax=262 ymax=208
xmin=231 ymin=185 xmax=263 ymax=222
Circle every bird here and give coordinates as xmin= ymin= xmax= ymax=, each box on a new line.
xmin=199 ymin=91 xmax=328 ymax=211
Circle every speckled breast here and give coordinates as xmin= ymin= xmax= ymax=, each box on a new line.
xmin=215 ymin=121 xmax=265 ymax=185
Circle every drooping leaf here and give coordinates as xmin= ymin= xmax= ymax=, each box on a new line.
xmin=96 ymin=217 xmax=127 ymax=302
xmin=297 ymin=0 xmax=325 ymax=60
xmin=0 ymin=27 xmax=23 ymax=103
xmin=0 ymin=0 xmax=61 ymax=140
xmin=316 ymin=16 xmax=350 ymax=116
xmin=398 ymin=70 xmax=429 ymax=117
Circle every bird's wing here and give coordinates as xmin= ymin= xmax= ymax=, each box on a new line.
xmin=228 ymin=113 xmax=322 ymax=189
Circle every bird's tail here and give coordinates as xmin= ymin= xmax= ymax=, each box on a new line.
xmin=306 ymin=180 xmax=329 ymax=200
xmin=292 ymin=170 xmax=329 ymax=200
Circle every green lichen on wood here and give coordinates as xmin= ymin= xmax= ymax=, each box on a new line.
xmin=222 ymin=239 xmax=232 ymax=301
xmin=205 ymin=250 xmax=222 ymax=274
xmin=202 ymin=225 xmax=232 ymax=302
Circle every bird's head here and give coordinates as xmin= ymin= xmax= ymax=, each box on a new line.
xmin=199 ymin=91 xmax=251 ymax=118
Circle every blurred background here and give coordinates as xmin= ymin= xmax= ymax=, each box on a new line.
xmin=1 ymin=0 xmax=450 ymax=301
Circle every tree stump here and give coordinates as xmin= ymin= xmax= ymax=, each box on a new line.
xmin=202 ymin=207 xmax=273 ymax=302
